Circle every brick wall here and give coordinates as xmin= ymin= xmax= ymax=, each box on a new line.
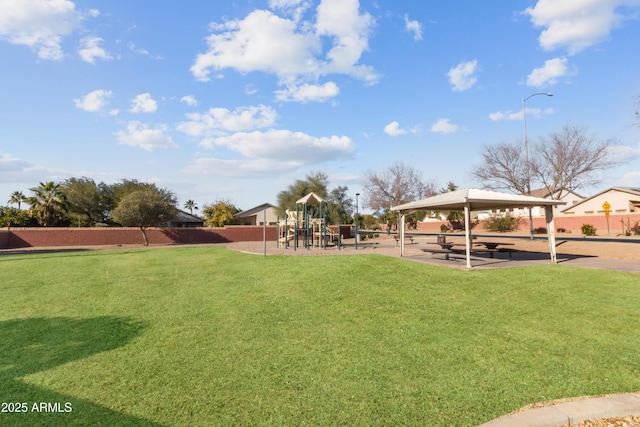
xmin=418 ymin=213 xmax=640 ymax=235
xmin=2 ymin=226 xmax=278 ymax=249
xmin=0 ymin=224 xmax=352 ymax=249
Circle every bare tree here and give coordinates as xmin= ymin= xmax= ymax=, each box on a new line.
xmin=531 ymin=125 xmax=616 ymax=198
xmin=472 ymin=125 xmax=616 ymax=199
xmin=471 ymin=142 xmax=528 ymax=194
xmin=363 ymin=161 xmax=436 ymax=218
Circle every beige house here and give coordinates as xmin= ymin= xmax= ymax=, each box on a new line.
xmin=235 ymin=203 xmax=279 ymax=225
xmin=562 ymin=187 xmax=640 ymax=215
xmin=479 ymin=187 xmax=583 ymax=219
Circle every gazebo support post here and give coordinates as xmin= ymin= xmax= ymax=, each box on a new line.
xmin=294 ymin=205 xmax=299 ymax=251
xmin=545 ymin=205 xmax=558 ymax=263
xmin=464 ymin=205 xmax=472 ymax=268
xmin=400 ymin=214 xmax=406 ymax=257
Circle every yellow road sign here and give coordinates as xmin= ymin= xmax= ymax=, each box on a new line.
xmin=602 ymin=201 xmax=611 ymax=210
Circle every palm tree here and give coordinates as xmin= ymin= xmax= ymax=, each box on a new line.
xmin=183 ymin=199 xmax=198 ymax=215
xmin=28 ymin=181 xmax=67 ymax=226
xmin=8 ymin=191 xmax=26 ymax=210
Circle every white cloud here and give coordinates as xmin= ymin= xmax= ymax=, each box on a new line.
xmin=183 ymin=157 xmax=300 ymax=177
xmin=268 ymin=0 xmax=312 ymax=22
xmin=527 ymin=57 xmax=574 ymax=87
xmin=190 ymin=9 xmax=320 ymax=81
xmin=129 ymin=93 xmax=158 ymax=114
xmin=177 ymin=105 xmax=277 ymax=138
xmin=489 ymin=107 xmax=554 ymax=122
xmin=619 ymin=170 xmax=640 ymax=186
xmin=524 ymin=0 xmax=640 ymax=54
xmin=0 ymin=153 xmax=32 ymax=174
xmin=606 ymin=142 xmax=640 ymax=162
xmin=73 ymin=89 xmax=113 ymax=113
xmin=190 ymin=0 xmax=378 ymax=99
xmin=203 ymin=129 xmax=355 ymax=164
xmin=0 ymin=0 xmax=85 ymax=60
xmin=78 ymin=36 xmax=111 ymax=64
xmin=404 ymin=14 xmax=423 ymax=41
xmin=430 ymin=118 xmax=459 ymax=134
xmin=180 ymin=95 xmax=198 ymax=107
xmin=274 ymin=81 xmax=339 ymax=103
xmin=316 ymin=0 xmax=377 ymax=82
xmin=446 ymin=59 xmax=479 ymax=91
xmin=115 ymin=122 xmax=178 ymax=151
xmin=245 ymin=84 xmax=258 ymax=95
xmin=0 ymin=152 xmax=56 ymax=184
xmin=384 ymin=121 xmax=408 ymax=136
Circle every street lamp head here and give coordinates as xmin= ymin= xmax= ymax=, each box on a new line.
xmin=524 ymin=92 xmax=554 ymax=102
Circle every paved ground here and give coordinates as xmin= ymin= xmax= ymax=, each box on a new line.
xmin=477 ymin=393 xmax=640 ymax=427
xmin=225 ymin=235 xmax=640 ymax=273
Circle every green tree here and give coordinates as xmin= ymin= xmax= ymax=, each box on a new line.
xmin=184 ymin=199 xmax=198 ymax=215
xmin=276 ymin=172 xmax=329 ymax=217
xmin=326 ymin=186 xmax=354 ymax=225
xmin=111 ymin=188 xmax=177 ymax=245
xmin=110 ymin=179 xmax=171 ymax=206
xmin=439 ymin=181 xmax=463 ymax=224
xmin=8 ymin=191 xmax=26 ymax=210
xmin=202 ymin=199 xmax=240 ymax=227
xmin=61 ymin=177 xmax=113 ymax=226
xmin=0 ymin=206 xmax=32 ymax=227
xmin=27 ymin=181 xmax=68 ymax=227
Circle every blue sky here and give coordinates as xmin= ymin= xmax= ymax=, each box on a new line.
xmin=1 ymin=0 xmax=639 ymax=213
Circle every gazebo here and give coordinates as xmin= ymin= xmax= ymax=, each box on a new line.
xmin=391 ymin=188 xmax=566 ymax=268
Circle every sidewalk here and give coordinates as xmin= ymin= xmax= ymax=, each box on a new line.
xmin=478 ymin=393 xmax=640 ymax=426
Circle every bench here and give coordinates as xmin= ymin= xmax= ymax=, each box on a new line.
xmin=395 ymin=235 xmax=415 ymax=245
xmin=421 ymin=247 xmax=452 ymax=260
xmin=472 ymin=248 xmax=517 ymax=258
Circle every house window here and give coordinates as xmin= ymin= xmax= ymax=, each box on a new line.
xmin=584 ymin=210 xmax=594 ymax=214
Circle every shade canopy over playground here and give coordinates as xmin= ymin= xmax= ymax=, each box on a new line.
xmin=296 ymin=192 xmax=326 ymax=205
xmin=391 ymin=188 xmax=566 ymax=268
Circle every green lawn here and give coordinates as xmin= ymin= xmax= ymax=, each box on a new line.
xmin=1 ymin=246 xmax=639 ymax=426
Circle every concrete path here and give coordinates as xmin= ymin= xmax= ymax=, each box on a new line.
xmin=403 ymin=250 xmax=640 ymax=273
xmin=478 ymin=393 xmax=640 ymax=426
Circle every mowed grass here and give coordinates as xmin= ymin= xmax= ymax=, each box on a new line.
xmin=1 ymin=246 xmax=640 ymax=426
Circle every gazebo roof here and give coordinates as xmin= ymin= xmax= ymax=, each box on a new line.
xmin=391 ymin=188 xmax=565 ymax=213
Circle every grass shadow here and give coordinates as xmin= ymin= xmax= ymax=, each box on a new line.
xmin=0 ymin=316 xmax=164 ymax=426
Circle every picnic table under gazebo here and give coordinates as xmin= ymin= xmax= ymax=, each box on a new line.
xmin=391 ymin=188 xmax=566 ymax=268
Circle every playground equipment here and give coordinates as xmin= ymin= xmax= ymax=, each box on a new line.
xmin=276 ymin=192 xmax=337 ymax=250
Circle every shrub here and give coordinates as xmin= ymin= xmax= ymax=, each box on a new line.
xmin=440 ymin=224 xmax=448 ymax=233
xmin=483 ymin=212 xmax=523 ymax=232
xmin=557 ymin=227 xmax=566 ymax=233
xmin=533 ymin=227 xmax=547 ymax=234
xmin=581 ymin=224 xmax=597 ymax=236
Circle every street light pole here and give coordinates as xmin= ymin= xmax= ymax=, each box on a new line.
xmin=355 ymin=193 xmax=360 ymax=250
xmin=522 ymin=92 xmax=553 ymax=239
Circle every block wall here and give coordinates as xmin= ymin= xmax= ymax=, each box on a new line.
xmin=2 ymin=226 xmax=277 ymax=249
xmin=0 ymin=225 xmax=352 ymax=249
xmin=417 ymin=213 xmax=640 ymax=235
